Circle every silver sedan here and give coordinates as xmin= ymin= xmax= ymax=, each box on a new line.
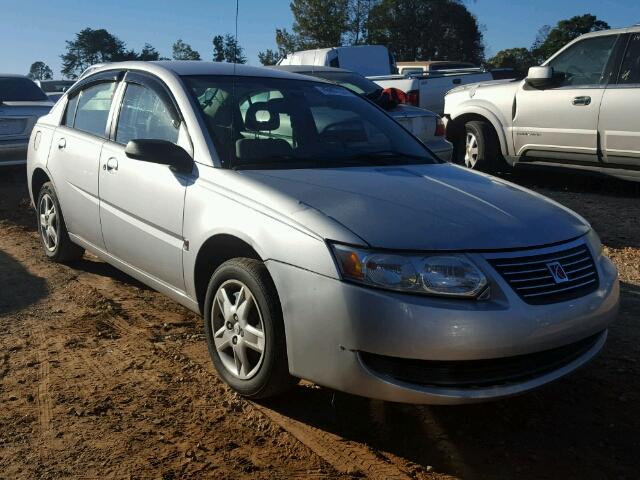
xmin=27 ymin=61 xmax=619 ymax=404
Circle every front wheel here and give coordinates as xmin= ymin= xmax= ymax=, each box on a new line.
xmin=203 ymin=258 xmax=296 ymax=399
xmin=36 ymin=182 xmax=84 ymax=263
xmin=456 ymin=120 xmax=502 ymax=173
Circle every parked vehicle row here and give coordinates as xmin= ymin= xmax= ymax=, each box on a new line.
xmin=272 ymin=65 xmax=452 ymax=160
xmin=445 ymin=25 xmax=640 ymax=180
xmin=277 ymin=45 xmax=501 ymax=114
xmin=0 ymin=74 xmax=53 ymax=166
xmin=36 ymin=79 xmax=76 ymax=102
xmin=27 ymin=61 xmax=618 ymax=404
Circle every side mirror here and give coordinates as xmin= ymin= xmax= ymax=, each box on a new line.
xmin=525 ymin=66 xmax=554 ymax=89
xmin=124 ymin=139 xmax=193 ymax=173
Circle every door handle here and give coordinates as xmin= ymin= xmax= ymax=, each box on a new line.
xmin=105 ymin=157 xmax=118 ymax=172
xmin=572 ymin=96 xmax=591 ymax=106
xmin=57 ymin=138 xmax=66 ymax=149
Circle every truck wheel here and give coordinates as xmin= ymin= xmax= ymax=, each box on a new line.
xmin=459 ymin=120 xmax=500 ymax=173
xmin=203 ymin=258 xmax=297 ymax=399
xmin=36 ymin=182 xmax=85 ymax=263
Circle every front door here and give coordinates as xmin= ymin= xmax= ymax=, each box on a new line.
xmin=98 ymin=78 xmax=191 ymax=290
xmin=47 ymin=81 xmax=118 ymax=248
xmin=513 ymin=34 xmax=619 ymax=164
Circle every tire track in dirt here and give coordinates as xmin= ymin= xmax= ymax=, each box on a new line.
xmin=254 ymin=404 xmax=412 ymax=480
xmin=32 ymin=323 xmax=53 ymax=458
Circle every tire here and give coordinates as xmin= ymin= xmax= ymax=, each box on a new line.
xmin=456 ymin=120 xmax=502 ymax=173
xmin=203 ymin=258 xmax=296 ymax=399
xmin=36 ymin=182 xmax=84 ymax=263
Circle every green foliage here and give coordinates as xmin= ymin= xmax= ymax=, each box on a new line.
xmin=531 ymin=14 xmax=610 ymax=63
xmin=172 ymin=39 xmax=202 ymax=61
xmin=28 ymin=61 xmax=53 ymax=80
xmin=212 ymin=34 xmax=247 ymax=63
xmin=290 ymin=0 xmax=349 ymax=48
xmin=366 ymin=0 xmax=484 ymax=63
xmin=488 ymin=48 xmax=536 ymax=75
xmin=60 ymin=28 xmax=162 ymax=78
xmin=258 ymin=49 xmax=281 ymax=66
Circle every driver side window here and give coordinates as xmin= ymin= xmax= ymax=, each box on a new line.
xmin=548 ymin=35 xmax=617 ymax=87
xmin=115 ymin=83 xmax=179 ymax=146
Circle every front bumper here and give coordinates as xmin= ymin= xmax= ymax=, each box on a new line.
xmin=266 ymin=238 xmax=619 ymax=404
xmin=0 ymin=138 xmax=29 ymax=166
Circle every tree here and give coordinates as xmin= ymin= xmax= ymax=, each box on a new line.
xmin=139 ymin=43 xmax=161 ymax=61
xmin=367 ymin=0 xmax=484 ymax=64
xmin=532 ymin=14 xmax=610 ymax=63
xmin=488 ymin=48 xmax=536 ymax=76
xmin=172 ymin=39 xmax=201 ymax=60
xmin=61 ymin=28 xmax=127 ymax=78
xmin=60 ymin=28 xmax=162 ymax=78
xmin=213 ymin=35 xmax=225 ymax=62
xmin=290 ymin=0 xmax=349 ymax=49
xmin=28 ymin=61 xmax=53 ymax=80
xmin=346 ymin=0 xmax=375 ymax=45
xmin=258 ymin=49 xmax=281 ymax=65
xmin=211 ymin=34 xmax=246 ymax=63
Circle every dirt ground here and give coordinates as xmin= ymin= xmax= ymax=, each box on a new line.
xmin=1 ymin=165 xmax=639 ymax=480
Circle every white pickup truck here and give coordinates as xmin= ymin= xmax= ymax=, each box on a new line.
xmin=277 ymin=45 xmax=495 ymax=115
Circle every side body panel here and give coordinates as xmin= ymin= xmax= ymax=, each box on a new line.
xmin=599 ymin=85 xmax=640 ymax=167
xmin=98 ymin=141 xmax=189 ymax=290
xmin=46 ymin=126 xmax=105 ymax=248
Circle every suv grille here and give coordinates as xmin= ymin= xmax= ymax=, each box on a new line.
xmin=488 ymin=244 xmax=598 ymax=305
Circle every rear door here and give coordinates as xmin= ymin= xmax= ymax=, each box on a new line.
xmin=599 ymin=32 xmax=640 ymax=167
xmin=98 ymin=72 xmax=191 ymax=290
xmin=47 ymin=79 xmax=118 ymax=248
xmin=512 ymin=34 xmax=619 ymax=164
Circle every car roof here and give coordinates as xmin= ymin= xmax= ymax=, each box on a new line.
xmin=83 ymin=61 xmax=314 ymax=81
xmin=271 ymin=65 xmax=354 ymax=74
xmin=0 ymin=73 xmax=30 ymax=78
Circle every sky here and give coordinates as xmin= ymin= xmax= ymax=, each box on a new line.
xmin=1 ymin=0 xmax=639 ymax=77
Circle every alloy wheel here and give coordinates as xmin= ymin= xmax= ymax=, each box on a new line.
xmin=464 ymin=132 xmax=479 ymax=168
xmin=39 ymin=193 xmax=58 ymax=252
xmin=211 ymin=279 xmax=266 ymax=380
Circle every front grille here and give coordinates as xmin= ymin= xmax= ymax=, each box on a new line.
xmin=488 ymin=244 xmax=599 ymax=305
xmin=360 ymin=332 xmax=602 ymax=388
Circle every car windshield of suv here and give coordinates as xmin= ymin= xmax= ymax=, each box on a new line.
xmin=183 ymin=75 xmax=437 ymax=170
xmin=0 ymin=77 xmax=49 ymax=102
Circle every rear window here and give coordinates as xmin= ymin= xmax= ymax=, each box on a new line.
xmin=0 ymin=77 xmax=48 ymax=102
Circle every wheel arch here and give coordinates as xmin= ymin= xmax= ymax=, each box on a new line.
xmin=193 ymin=233 xmax=265 ymax=314
xmin=31 ymin=167 xmax=52 ymax=205
xmin=447 ymin=108 xmax=510 ymax=157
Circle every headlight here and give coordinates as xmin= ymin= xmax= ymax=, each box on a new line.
xmin=330 ymin=243 xmax=488 ymax=298
xmin=586 ymin=229 xmax=603 ymax=257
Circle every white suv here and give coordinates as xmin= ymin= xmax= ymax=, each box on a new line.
xmin=445 ymin=25 xmax=640 ymax=180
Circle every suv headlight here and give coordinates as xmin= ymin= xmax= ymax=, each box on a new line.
xmin=330 ymin=243 xmax=488 ymax=298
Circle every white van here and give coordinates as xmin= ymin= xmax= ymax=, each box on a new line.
xmin=277 ymin=45 xmax=395 ymax=77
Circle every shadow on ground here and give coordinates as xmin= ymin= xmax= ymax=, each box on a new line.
xmin=0 ymin=249 xmax=48 ymax=316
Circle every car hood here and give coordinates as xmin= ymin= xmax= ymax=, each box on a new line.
xmin=242 ymin=163 xmax=589 ymax=251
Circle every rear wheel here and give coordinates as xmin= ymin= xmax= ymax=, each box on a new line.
xmin=36 ymin=182 xmax=84 ymax=263
xmin=204 ymin=258 xmax=296 ymax=399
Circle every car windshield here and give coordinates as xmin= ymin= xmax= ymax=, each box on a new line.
xmin=0 ymin=77 xmax=49 ymax=102
xmin=183 ymin=75 xmax=437 ymax=170
xmin=298 ymin=70 xmax=381 ymax=96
